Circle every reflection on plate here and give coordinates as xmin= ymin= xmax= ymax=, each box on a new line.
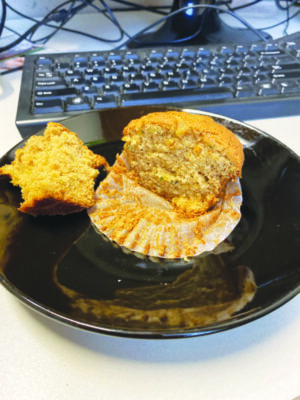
xmin=0 ymin=106 xmax=300 ymax=338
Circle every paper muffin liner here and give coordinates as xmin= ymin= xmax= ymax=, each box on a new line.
xmin=88 ymin=152 xmax=242 ymax=259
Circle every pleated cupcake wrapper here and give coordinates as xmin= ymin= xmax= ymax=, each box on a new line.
xmin=88 ymin=152 xmax=242 ymax=259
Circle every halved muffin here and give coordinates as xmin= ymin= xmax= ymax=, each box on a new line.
xmin=0 ymin=122 xmax=108 ymax=215
xmin=123 ymin=111 xmax=244 ymax=215
xmin=88 ymin=111 xmax=244 ymax=259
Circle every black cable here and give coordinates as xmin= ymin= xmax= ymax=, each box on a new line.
xmin=0 ymin=0 xmax=78 ymax=51
xmin=47 ymin=0 xmax=124 ymax=43
xmin=275 ymin=0 xmax=297 ymax=10
xmin=274 ymin=0 xmax=298 ymax=34
xmin=27 ymin=0 xmax=91 ymax=43
xmin=1 ymin=0 xmax=122 ymax=51
xmin=227 ymin=0 xmax=264 ymax=11
xmin=27 ymin=1 xmax=76 ymax=44
xmin=3 ymin=25 xmax=26 ymax=38
xmin=261 ymin=6 xmax=300 ymax=30
xmin=46 ymin=20 xmax=124 ymax=43
xmin=0 ymin=24 xmax=40 ymax=53
xmin=98 ymin=0 xmax=124 ymax=33
xmin=31 ymin=1 xmax=103 ymax=45
xmin=2 ymin=0 xmax=299 ymax=55
xmin=0 ymin=0 xmax=7 ymax=37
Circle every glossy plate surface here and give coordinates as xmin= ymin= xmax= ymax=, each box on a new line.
xmin=0 ymin=106 xmax=299 ymax=338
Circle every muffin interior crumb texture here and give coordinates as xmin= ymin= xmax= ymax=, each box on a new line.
xmin=0 ymin=122 xmax=107 ymax=215
xmin=123 ymin=111 xmax=244 ymax=215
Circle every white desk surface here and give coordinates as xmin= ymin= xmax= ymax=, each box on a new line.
xmin=0 ymin=7 xmax=300 ymax=400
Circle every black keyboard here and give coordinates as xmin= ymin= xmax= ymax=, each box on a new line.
xmin=16 ymin=31 xmax=300 ymax=137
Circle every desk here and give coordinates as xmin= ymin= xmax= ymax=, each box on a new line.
xmin=0 ymin=7 xmax=300 ymax=400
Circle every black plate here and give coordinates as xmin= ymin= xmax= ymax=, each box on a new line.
xmin=0 ymin=106 xmax=300 ymax=339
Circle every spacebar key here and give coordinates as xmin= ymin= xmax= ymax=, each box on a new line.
xmin=121 ymin=87 xmax=233 ymax=106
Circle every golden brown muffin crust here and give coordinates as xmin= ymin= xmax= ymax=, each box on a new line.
xmin=123 ymin=111 xmax=244 ymax=173
xmin=122 ymin=111 xmax=244 ymax=216
xmin=0 ymin=122 xmax=108 ymax=216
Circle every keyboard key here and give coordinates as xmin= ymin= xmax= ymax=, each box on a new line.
xmin=33 ymin=99 xmax=63 ymax=114
xmin=90 ymin=54 xmax=105 ymax=63
xmin=141 ymin=64 xmax=156 ymax=74
xmin=110 ymin=75 xmax=125 ymax=86
xmin=258 ymin=83 xmax=280 ymax=96
xmin=166 ymin=70 xmax=181 ymax=81
xmin=244 ymin=57 xmax=259 ymax=68
xmin=148 ymin=72 xmax=164 ymax=83
xmin=90 ymin=76 xmax=106 ymax=87
xmin=149 ymin=50 xmax=164 ymax=60
xmin=238 ymin=67 xmax=252 ymax=76
xmin=218 ymin=77 xmax=233 ymax=87
xmin=219 ymin=67 xmax=235 ymax=78
xmin=74 ymin=56 xmax=88 ymax=63
xmin=181 ymin=49 xmax=196 ymax=59
xmin=65 ymin=96 xmax=91 ymax=111
xmin=274 ymin=55 xmax=299 ymax=65
xmin=103 ymin=84 xmax=120 ymax=96
xmin=123 ymin=82 xmax=140 ymax=93
xmin=121 ymin=87 xmax=233 ymax=106
xmin=36 ymin=56 xmax=52 ymax=65
xmin=177 ymin=61 xmax=192 ymax=73
xmin=130 ymin=73 xmax=145 ymax=85
xmin=159 ymin=62 xmax=176 ymax=73
xmin=235 ymin=85 xmax=256 ymax=98
xmin=122 ymin=65 xmax=139 ymax=77
xmin=280 ymin=81 xmax=300 ymax=94
xmin=162 ymin=80 xmax=179 ymax=90
xmin=165 ymin=50 xmax=180 ymax=59
xmin=108 ymin=53 xmax=123 ymax=62
xmin=94 ymin=95 xmax=117 ymax=109
xmin=36 ymin=71 xmax=57 ymax=79
xmin=124 ymin=52 xmax=139 ymax=61
xmin=70 ymin=77 xmax=86 ymax=88
xmin=35 ymin=88 xmax=77 ymax=99
xmin=259 ymin=49 xmax=284 ymax=56
xmin=235 ymin=45 xmax=249 ymax=54
xmin=255 ymin=74 xmax=269 ymax=84
xmin=272 ymin=70 xmax=300 ymax=80
xmin=35 ymin=77 xmax=67 ymax=89
xmin=82 ymin=85 xmax=98 ymax=97
xmin=142 ymin=81 xmax=160 ymax=92
xmin=200 ymin=77 xmax=217 ymax=89
xmin=272 ymin=62 xmax=300 ymax=72
xmin=181 ymin=78 xmax=198 ymax=89
xmin=73 ymin=61 xmax=88 ymax=70
xmin=104 ymin=66 xmax=121 ymax=77
xmin=84 ymin=68 xmax=101 ymax=77
xmin=221 ymin=46 xmax=233 ymax=55
xmin=202 ymin=68 xmax=219 ymax=80
xmin=56 ymin=62 xmax=71 ymax=71
xmin=197 ymin=48 xmax=211 ymax=57
xmin=65 ymin=69 xmax=82 ymax=79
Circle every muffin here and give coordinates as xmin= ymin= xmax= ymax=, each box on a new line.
xmin=0 ymin=122 xmax=108 ymax=216
xmin=123 ymin=111 xmax=244 ymax=215
xmin=88 ymin=111 xmax=244 ymax=259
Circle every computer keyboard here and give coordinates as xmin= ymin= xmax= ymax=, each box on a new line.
xmin=16 ymin=31 xmax=300 ymax=137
